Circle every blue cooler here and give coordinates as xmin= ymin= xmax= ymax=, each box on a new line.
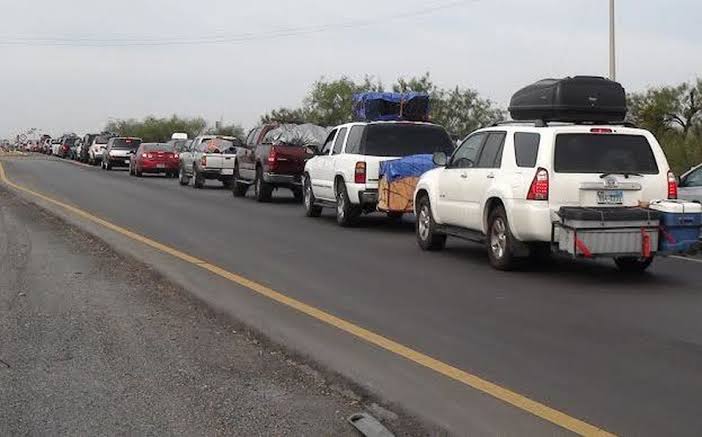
xmin=649 ymin=200 xmax=702 ymax=253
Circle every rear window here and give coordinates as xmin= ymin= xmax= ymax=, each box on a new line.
xmin=95 ymin=135 xmax=110 ymax=144
xmin=514 ymin=133 xmax=540 ymax=168
xmin=112 ymin=138 xmax=142 ymax=150
xmin=361 ymin=124 xmax=454 ymax=157
xmin=142 ymin=143 xmax=174 ymax=152
xmin=202 ymin=138 xmax=235 ymax=153
xmin=554 ymin=134 xmax=659 ymax=174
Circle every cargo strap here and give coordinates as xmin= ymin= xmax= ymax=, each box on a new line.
xmin=641 ymin=228 xmax=652 ymax=258
xmin=575 ymin=237 xmax=592 ymax=258
xmin=659 ymin=226 xmax=676 ymax=244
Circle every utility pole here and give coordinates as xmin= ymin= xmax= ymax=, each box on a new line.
xmin=609 ymin=0 xmax=616 ymax=81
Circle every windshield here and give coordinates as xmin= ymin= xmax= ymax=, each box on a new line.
xmin=95 ymin=135 xmax=110 ymax=144
xmin=112 ymin=138 xmax=142 ymax=150
xmin=361 ymin=124 xmax=454 ymax=157
xmin=554 ymin=134 xmax=659 ymax=174
xmin=142 ymin=143 xmax=174 ymax=152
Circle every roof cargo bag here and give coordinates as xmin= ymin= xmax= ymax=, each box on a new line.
xmin=509 ymin=76 xmax=627 ymax=123
xmin=352 ymin=92 xmax=430 ymax=122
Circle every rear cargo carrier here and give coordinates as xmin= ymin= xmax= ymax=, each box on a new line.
xmin=554 ymin=207 xmax=661 ymax=258
xmin=509 ymin=76 xmax=627 ymax=123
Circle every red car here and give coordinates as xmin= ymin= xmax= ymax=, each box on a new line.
xmin=129 ymin=143 xmax=179 ymax=177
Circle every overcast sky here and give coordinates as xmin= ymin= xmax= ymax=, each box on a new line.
xmin=1 ymin=0 xmax=700 ymax=139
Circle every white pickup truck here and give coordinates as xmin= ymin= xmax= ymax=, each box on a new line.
xmin=178 ymin=135 xmax=240 ymax=189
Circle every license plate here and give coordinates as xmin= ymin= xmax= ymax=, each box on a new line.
xmin=597 ymin=190 xmax=624 ymax=205
xmin=124 ymin=159 xmax=130 ymax=164
xmin=221 ymin=169 xmax=234 ymax=175
xmin=156 ymin=164 xmax=165 ymax=168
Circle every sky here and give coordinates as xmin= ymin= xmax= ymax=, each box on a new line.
xmin=1 ymin=0 xmax=700 ymax=139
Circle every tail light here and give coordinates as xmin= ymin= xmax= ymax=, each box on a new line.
xmin=201 ymin=156 xmax=207 ymax=167
xmin=141 ymin=153 xmax=148 ymax=158
xmin=173 ymin=153 xmax=179 ymax=159
xmin=354 ymin=161 xmax=366 ymax=184
xmin=147 ymin=153 xmax=153 ymax=159
xmin=267 ymin=148 xmax=278 ymax=170
xmin=667 ymin=170 xmax=678 ymax=199
xmin=527 ymin=167 xmax=549 ymax=200
xmin=590 ymin=128 xmax=613 ymax=134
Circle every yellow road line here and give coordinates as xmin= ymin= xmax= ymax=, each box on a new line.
xmin=0 ymin=160 xmax=615 ymax=437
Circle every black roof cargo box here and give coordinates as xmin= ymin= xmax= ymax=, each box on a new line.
xmin=509 ymin=76 xmax=627 ymax=123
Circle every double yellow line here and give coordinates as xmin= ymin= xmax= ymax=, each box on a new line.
xmin=0 ymin=160 xmax=615 ymax=436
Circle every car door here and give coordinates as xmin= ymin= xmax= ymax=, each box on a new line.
xmin=310 ymin=129 xmax=338 ymax=201
xmin=240 ymin=128 xmax=261 ymax=180
xmin=181 ymin=138 xmax=198 ymax=173
xmin=435 ymin=132 xmax=487 ymax=226
xmin=463 ymin=131 xmax=507 ymax=231
xmin=679 ymin=166 xmax=702 ymax=203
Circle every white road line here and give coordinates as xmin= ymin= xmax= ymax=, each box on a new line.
xmin=670 ymin=255 xmax=702 ymax=264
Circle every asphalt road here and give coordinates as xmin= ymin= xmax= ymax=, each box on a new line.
xmin=4 ymin=156 xmax=702 ymax=436
xmin=0 ymin=185 xmax=408 ymax=436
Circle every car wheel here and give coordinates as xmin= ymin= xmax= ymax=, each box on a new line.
xmin=303 ymin=174 xmax=322 ymax=217
xmin=335 ymin=180 xmax=360 ymax=227
xmin=292 ymin=187 xmax=304 ymax=203
xmin=135 ymin=166 xmax=142 ymax=177
xmin=193 ymin=166 xmax=204 ymax=188
xmin=254 ymin=167 xmax=272 ymax=202
xmin=178 ymin=166 xmax=190 ymax=186
xmin=416 ymin=194 xmax=446 ymax=251
xmin=105 ymin=161 xmax=112 ymax=171
xmin=614 ymin=257 xmax=653 ymax=273
xmin=232 ymin=165 xmax=249 ymax=197
xmin=222 ymin=178 xmax=233 ymax=189
xmin=487 ymin=206 xmax=517 ymax=270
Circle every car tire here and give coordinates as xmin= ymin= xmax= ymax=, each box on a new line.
xmin=416 ymin=194 xmax=446 ymax=251
xmin=178 ymin=166 xmax=190 ymax=186
xmin=105 ymin=161 xmax=112 ymax=171
xmin=303 ymin=174 xmax=322 ymax=218
xmin=254 ymin=167 xmax=272 ymax=202
xmin=193 ymin=166 xmax=204 ymax=189
xmin=292 ymin=187 xmax=304 ymax=203
xmin=135 ymin=166 xmax=142 ymax=177
xmin=487 ymin=206 xmax=518 ymax=271
xmin=232 ymin=165 xmax=249 ymax=198
xmin=614 ymin=257 xmax=653 ymax=273
xmin=335 ymin=180 xmax=360 ymax=227
xmin=222 ymin=178 xmax=233 ymax=189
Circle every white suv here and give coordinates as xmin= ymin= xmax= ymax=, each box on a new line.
xmin=303 ymin=121 xmax=455 ymax=226
xmin=414 ymin=122 xmax=676 ymax=270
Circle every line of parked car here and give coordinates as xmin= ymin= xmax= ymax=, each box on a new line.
xmin=34 ymin=77 xmax=702 ymax=273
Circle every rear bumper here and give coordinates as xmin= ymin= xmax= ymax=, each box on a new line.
xmin=108 ymin=157 xmax=132 ymax=167
xmin=200 ymin=168 xmax=234 ymax=179
xmin=141 ymin=162 xmax=178 ymax=172
xmin=358 ymin=190 xmax=379 ymax=206
xmin=263 ymin=172 xmax=302 ymax=187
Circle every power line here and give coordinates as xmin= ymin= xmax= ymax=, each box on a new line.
xmin=0 ymin=0 xmax=474 ymax=47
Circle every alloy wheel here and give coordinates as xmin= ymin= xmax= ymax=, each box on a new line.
xmin=490 ymin=217 xmax=507 ymax=259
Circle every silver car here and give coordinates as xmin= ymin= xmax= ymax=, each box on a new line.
xmin=102 ymin=137 xmax=142 ymax=170
xmin=679 ymin=163 xmax=702 ymax=203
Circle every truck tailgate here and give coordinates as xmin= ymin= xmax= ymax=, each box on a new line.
xmin=203 ymin=153 xmax=236 ymax=170
xmin=270 ymin=145 xmax=313 ymax=174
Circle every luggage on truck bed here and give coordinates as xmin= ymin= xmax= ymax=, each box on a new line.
xmin=352 ymin=92 xmax=430 ymax=122
xmin=555 ymin=207 xmax=660 ymax=257
xmin=649 ymin=200 xmax=702 ymax=253
xmin=509 ymin=76 xmax=627 ymax=123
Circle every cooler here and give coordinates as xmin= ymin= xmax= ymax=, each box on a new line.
xmin=649 ymin=200 xmax=702 ymax=253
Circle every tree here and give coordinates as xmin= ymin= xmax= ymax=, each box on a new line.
xmin=628 ymin=79 xmax=702 ymax=173
xmin=259 ymin=76 xmax=383 ymax=127
xmin=393 ymin=73 xmax=505 ymax=138
xmin=105 ymin=115 xmax=207 ymax=142
xmin=208 ymin=122 xmax=244 ymax=138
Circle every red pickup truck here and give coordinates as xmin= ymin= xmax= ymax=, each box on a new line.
xmin=233 ymin=123 xmax=328 ymax=202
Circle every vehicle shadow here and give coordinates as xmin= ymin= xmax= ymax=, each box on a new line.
xmin=438 ymin=242 xmax=691 ymax=293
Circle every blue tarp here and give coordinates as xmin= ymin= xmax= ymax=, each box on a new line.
xmin=352 ymin=92 xmax=430 ymax=122
xmin=379 ymin=154 xmax=436 ymax=182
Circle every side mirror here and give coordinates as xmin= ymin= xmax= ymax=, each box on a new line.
xmin=432 ymin=151 xmax=448 ymax=167
xmin=305 ymin=145 xmax=319 ymax=155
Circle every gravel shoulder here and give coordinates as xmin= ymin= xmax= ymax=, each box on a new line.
xmin=0 ymin=186 xmax=428 ymax=436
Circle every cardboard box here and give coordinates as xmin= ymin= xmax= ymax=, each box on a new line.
xmin=378 ymin=176 xmax=419 ymax=213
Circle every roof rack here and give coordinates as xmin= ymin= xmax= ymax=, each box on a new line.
xmin=490 ymin=120 xmax=638 ymax=128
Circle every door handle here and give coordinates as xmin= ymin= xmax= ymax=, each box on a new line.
xmin=486 ymin=173 xmax=495 ymax=179
xmin=460 ymin=173 xmax=468 ymax=179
